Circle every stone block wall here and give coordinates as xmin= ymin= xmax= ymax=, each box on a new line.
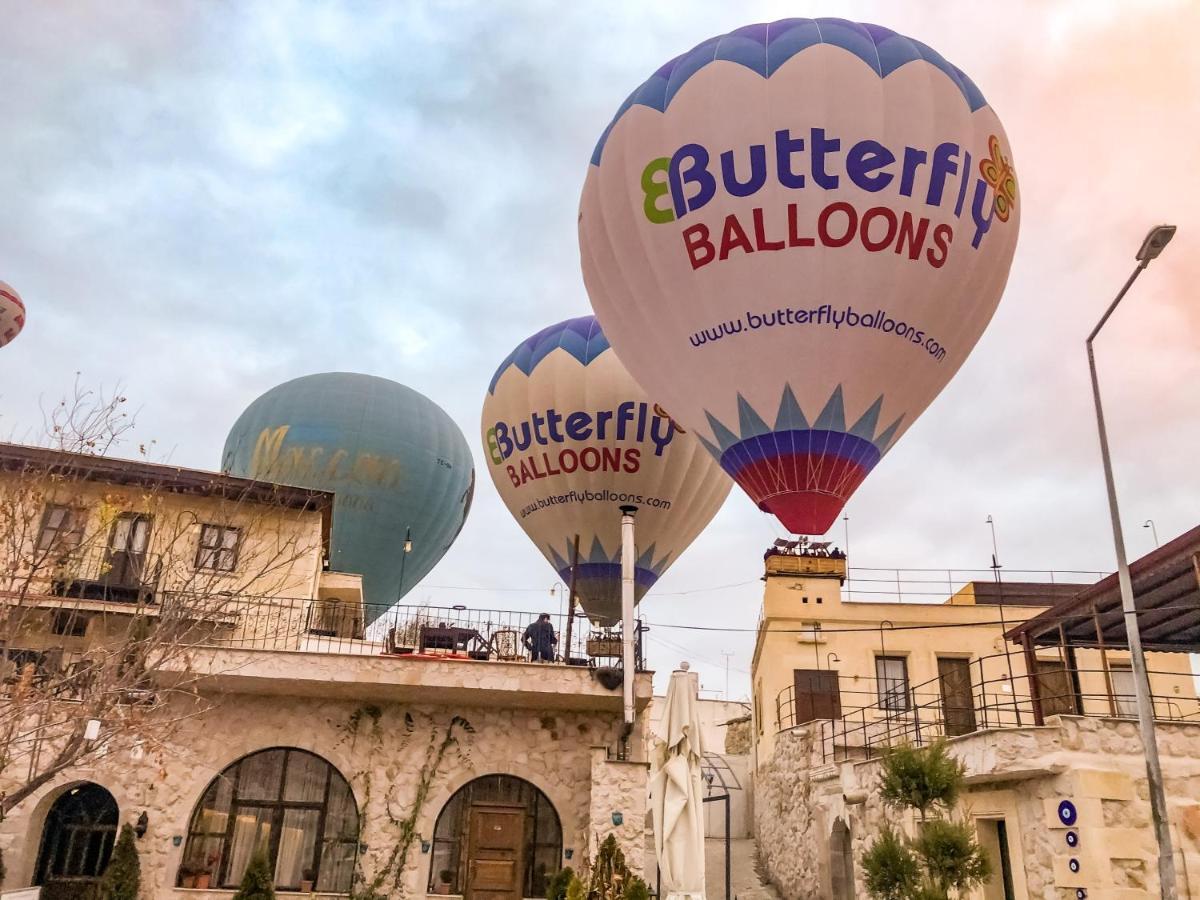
xmin=588 ymin=748 xmax=650 ymax=877
xmin=754 ymin=717 xmax=1200 ymax=899
xmin=1 ymin=690 xmax=647 ymax=897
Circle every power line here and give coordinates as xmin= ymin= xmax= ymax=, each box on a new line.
xmin=645 ymin=602 xmax=1200 ymax=636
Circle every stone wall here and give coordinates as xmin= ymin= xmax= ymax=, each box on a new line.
xmin=1 ymin=690 xmax=646 ymax=897
xmin=588 ymin=749 xmax=650 ymax=877
xmin=755 ymin=717 xmax=1200 ymax=899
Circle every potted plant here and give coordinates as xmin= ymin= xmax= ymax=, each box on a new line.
xmin=179 ymin=852 xmax=209 ymax=888
xmin=435 ymin=868 xmax=454 ymax=895
xmin=299 ymin=867 xmax=316 ymax=891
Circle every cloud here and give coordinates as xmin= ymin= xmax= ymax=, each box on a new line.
xmin=0 ymin=0 xmax=1197 ymax=696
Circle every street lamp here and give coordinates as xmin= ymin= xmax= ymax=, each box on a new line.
xmin=1087 ymin=224 xmax=1177 ymax=898
xmin=1143 ymin=520 xmax=1160 ymax=548
xmin=398 ymin=526 xmax=413 ymax=600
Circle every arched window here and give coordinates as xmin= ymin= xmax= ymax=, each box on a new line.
xmin=35 ymin=782 xmax=119 ymax=892
xmin=178 ymin=748 xmax=358 ymax=892
xmin=429 ymin=775 xmax=562 ymax=897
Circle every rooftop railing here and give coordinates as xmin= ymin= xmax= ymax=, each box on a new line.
xmin=191 ymin=598 xmax=651 ymax=671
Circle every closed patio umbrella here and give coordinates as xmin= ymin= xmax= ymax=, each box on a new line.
xmin=650 ymin=662 xmax=706 ymax=899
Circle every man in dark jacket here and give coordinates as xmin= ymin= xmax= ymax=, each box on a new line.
xmin=523 ymin=613 xmax=557 ymax=662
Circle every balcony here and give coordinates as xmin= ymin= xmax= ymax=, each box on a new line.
xmin=773 ymin=651 xmax=1200 ymax=764
xmin=764 ymin=551 xmax=847 ymax=581
xmin=151 ymin=600 xmax=654 ymax=714
xmin=47 ymin=546 xmax=162 ymax=606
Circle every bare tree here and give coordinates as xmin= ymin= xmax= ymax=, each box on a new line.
xmin=0 ymin=383 xmax=325 ymax=816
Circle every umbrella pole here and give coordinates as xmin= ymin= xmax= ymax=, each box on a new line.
xmin=620 ymin=505 xmax=638 ymax=743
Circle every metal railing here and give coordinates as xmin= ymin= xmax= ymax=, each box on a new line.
xmin=772 ymin=652 xmax=1200 ymax=763
xmin=840 ymin=567 xmax=1105 ymax=602
xmin=44 ymin=546 xmax=164 ymax=605
xmin=192 ymin=599 xmax=651 ymax=671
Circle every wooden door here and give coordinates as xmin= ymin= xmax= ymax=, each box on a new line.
xmin=465 ymin=804 xmax=524 ymax=900
xmin=937 ymin=657 xmax=977 ymax=736
xmin=104 ymin=514 xmax=151 ymax=586
xmin=792 ymin=669 xmax=841 ymax=724
xmin=1035 ymin=661 xmax=1079 ymax=717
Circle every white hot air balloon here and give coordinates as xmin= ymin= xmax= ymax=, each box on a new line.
xmin=0 ymin=281 xmax=26 ymax=349
xmin=580 ymin=19 xmax=1020 ymax=536
xmin=483 ymin=316 xmax=731 ymax=623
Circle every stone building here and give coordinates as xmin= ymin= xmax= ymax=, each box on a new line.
xmin=751 ymin=537 xmax=1200 ymax=899
xmin=0 ymin=443 xmax=650 ymax=899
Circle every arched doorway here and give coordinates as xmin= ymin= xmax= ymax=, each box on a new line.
xmin=429 ymin=775 xmax=562 ymax=899
xmin=830 ymin=818 xmax=856 ymax=900
xmin=34 ymin=782 xmax=119 ymax=899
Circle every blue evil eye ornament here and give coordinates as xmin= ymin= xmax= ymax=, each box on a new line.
xmin=1065 ymin=830 xmax=1079 ymax=848
xmin=1058 ymin=799 xmax=1078 ymax=826
xmin=1069 ymin=858 xmax=1081 ymax=874
xmin=1076 ymin=890 xmax=1087 ymax=899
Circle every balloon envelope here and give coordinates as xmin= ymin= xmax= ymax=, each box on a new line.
xmin=580 ymin=19 xmax=1020 ymax=534
xmin=0 ymin=282 xmax=25 ymax=349
xmin=482 ymin=316 xmax=730 ymax=623
xmin=223 ymin=373 xmax=474 ymax=621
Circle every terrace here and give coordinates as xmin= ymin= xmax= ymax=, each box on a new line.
xmin=774 ymin=650 xmax=1200 ymax=764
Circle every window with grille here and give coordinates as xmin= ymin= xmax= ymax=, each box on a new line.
xmin=876 ymin=656 xmax=910 ymax=712
xmin=196 ymin=525 xmax=241 ymax=572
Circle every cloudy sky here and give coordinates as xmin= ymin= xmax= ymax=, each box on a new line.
xmin=1 ymin=0 xmax=1197 ymax=697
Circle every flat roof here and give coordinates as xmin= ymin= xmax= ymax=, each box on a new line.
xmin=1006 ymin=524 xmax=1200 ymax=653
xmin=965 ymin=581 xmax=1091 ymax=607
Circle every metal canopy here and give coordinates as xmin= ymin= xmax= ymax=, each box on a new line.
xmin=1006 ymin=524 xmax=1200 ymax=653
xmin=700 ymin=751 xmax=743 ymax=792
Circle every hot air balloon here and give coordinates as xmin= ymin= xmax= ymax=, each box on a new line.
xmin=0 ymin=281 xmax=25 ymax=348
xmin=482 ymin=316 xmax=730 ymax=623
xmin=579 ymin=19 xmax=1020 ymax=535
xmin=223 ymin=373 xmax=474 ymax=622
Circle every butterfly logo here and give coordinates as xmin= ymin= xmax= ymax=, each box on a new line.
xmin=979 ymin=135 xmax=1017 ymax=223
xmin=652 ymin=403 xmax=686 ymax=434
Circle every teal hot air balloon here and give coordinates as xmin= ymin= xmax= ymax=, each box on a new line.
xmin=222 ymin=373 xmax=474 ymax=622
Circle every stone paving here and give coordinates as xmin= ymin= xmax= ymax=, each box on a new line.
xmin=704 ymin=837 xmax=783 ymax=900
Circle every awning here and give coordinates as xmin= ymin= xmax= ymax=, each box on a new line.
xmin=1006 ymin=524 xmax=1200 ymax=652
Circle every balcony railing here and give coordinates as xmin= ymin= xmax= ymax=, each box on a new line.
xmin=46 ymin=546 xmax=163 ymax=605
xmin=772 ymin=652 xmax=1200 ymax=763
xmin=193 ymin=599 xmax=650 ymax=671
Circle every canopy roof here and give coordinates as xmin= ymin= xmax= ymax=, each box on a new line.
xmin=1006 ymin=524 xmax=1200 ymax=653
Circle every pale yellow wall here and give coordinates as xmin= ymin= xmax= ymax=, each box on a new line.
xmin=0 ymin=469 xmax=328 ymax=651
xmin=751 ymin=565 xmax=1199 ymax=763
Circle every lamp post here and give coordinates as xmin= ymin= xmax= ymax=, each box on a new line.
xmin=1143 ymin=520 xmax=1160 ymax=548
xmin=1087 ymin=224 xmax=1177 ymax=899
xmin=551 ymin=581 xmax=565 ymax=620
xmin=398 ymin=526 xmax=413 ymax=600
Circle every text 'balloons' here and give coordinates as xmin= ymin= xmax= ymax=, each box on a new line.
xmin=482 ymin=316 xmax=730 ymax=623
xmin=580 ymin=19 xmax=1020 ymax=534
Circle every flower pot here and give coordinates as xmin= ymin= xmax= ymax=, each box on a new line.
xmin=435 ymin=884 xmax=451 ymax=895
xmin=300 ymin=879 xmax=315 ymax=891
xmin=587 ymin=638 xmax=622 ymax=657
xmin=180 ymin=875 xmax=197 ymax=888
xmin=194 ymin=873 xmax=211 ymax=888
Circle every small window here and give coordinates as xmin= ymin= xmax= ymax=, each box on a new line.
xmin=196 ymin=525 xmax=241 ymax=572
xmin=876 ymin=656 xmax=910 ymax=712
xmin=37 ymin=505 xmax=84 ymax=554
xmin=51 ymin=610 xmax=89 ymax=637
